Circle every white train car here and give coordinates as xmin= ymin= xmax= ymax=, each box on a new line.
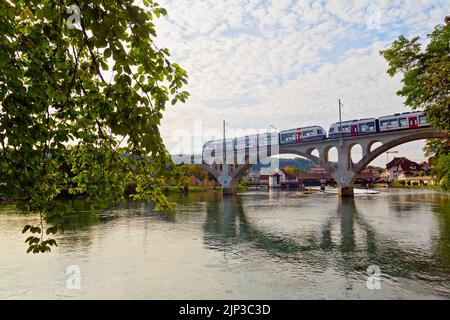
xmin=235 ymin=134 xmax=258 ymax=150
xmin=378 ymin=111 xmax=429 ymax=132
xmin=280 ymin=126 xmax=326 ymax=145
xmin=203 ymin=139 xmax=234 ymax=157
xmin=258 ymin=132 xmax=279 ymax=147
xmin=328 ymin=118 xmax=377 ymax=139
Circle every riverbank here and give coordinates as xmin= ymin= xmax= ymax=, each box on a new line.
xmin=0 ymin=184 xmax=248 ymax=204
xmin=161 ymin=184 xmax=249 ymax=193
xmin=374 ymin=182 xmax=445 ymax=191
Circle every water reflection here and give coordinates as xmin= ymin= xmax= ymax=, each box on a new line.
xmin=203 ymin=196 xmax=312 ymax=257
xmin=54 ymin=192 xmax=450 ymax=283
xmin=55 ymin=192 xmax=450 ymax=285
xmin=2 ymin=190 xmax=448 ymax=298
xmin=199 ymin=192 xmax=450 ymax=289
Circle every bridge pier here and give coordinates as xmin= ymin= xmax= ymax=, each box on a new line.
xmin=338 ymin=187 xmax=354 ymax=197
xmin=222 ymin=187 xmax=237 ymax=196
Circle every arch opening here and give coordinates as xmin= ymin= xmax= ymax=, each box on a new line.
xmin=350 ymin=130 xmax=445 ymax=184
xmin=231 ymin=150 xmax=336 ymax=185
xmin=349 ymin=144 xmax=363 ymax=164
xmin=235 ymin=154 xmax=317 ymax=179
xmin=362 ymin=140 xmax=430 ymax=171
xmin=369 ymin=141 xmax=383 ymax=152
xmin=325 ymin=146 xmax=338 ymax=163
xmin=307 ymin=148 xmax=320 ymax=158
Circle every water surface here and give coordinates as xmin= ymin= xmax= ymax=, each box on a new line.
xmin=0 ymin=189 xmax=449 ymax=299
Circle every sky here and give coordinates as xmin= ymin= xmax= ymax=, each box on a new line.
xmin=150 ymin=0 xmax=449 ymax=167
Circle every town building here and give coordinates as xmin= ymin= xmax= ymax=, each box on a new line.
xmin=258 ymin=168 xmax=299 ymax=188
xmin=383 ymin=157 xmax=422 ymax=181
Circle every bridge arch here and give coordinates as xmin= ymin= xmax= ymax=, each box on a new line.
xmin=348 ymin=143 xmax=363 ymax=164
xmin=199 ymin=164 xmax=222 ymax=180
xmin=367 ymin=140 xmax=383 ymax=152
xmin=351 ymin=130 xmax=446 ymax=184
xmin=306 ymin=147 xmax=320 ymax=157
xmin=229 ymin=148 xmax=336 ymax=183
xmin=322 ymin=145 xmax=338 ymax=163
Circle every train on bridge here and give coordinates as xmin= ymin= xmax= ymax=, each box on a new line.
xmin=203 ymin=111 xmax=430 ymax=152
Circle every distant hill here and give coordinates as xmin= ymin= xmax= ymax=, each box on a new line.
xmin=250 ymin=157 xmax=313 ymax=173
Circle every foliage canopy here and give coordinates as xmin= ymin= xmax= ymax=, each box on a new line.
xmin=380 ymin=17 xmax=449 ymax=189
xmin=0 ymin=0 xmax=189 ymax=252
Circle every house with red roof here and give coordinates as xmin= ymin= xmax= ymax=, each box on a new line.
xmin=383 ymin=157 xmax=422 ymax=181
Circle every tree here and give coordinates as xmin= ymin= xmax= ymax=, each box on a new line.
xmin=380 ymin=16 xmax=449 ymax=190
xmin=182 ymin=165 xmax=209 ymax=182
xmin=0 ymin=0 xmax=189 ymax=253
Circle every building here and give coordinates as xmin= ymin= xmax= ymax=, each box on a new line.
xmin=280 ymin=169 xmax=299 ymax=185
xmin=357 ymin=167 xmax=381 ymax=180
xmin=419 ymin=160 xmax=432 ymax=173
xmin=258 ymin=168 xmax=299 ymax=188
xmin=259 ymin=175 xmax=270 ymax=185
xmin=383 ymin=157 xmax=422 ymax=181
xmin=188 ymin=176 xmax=218 ymax=187
xmin=259 ymin=172 xmax=282 ymax=188
xmin=310 ymin=167 xmax=328 ymax=175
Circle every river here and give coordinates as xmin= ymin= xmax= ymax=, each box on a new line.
xmin=0 ymin=189 xmax=449 ymax=299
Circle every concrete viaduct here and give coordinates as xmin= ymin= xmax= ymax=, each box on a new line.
xmin=172 ymin=128 xmax=446 ymax=197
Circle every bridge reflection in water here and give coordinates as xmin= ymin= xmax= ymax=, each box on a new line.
xmin=18 ymin=190 xmax=449 ymax=298
xmin=198 ymin=192 xmax=450 ymax=289
xmin=59 ymin=191 xmax=450 ymax=283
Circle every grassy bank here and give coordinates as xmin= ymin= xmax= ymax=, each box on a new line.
xmin=161 ymin=186 xmax=220 ymax=193
xmin=1 ymin=184 xmax=249 ymax=204
xmin=374 ymin=182 xmax=443 ymax=190
xmin=161 ymin=184 xmax=249 ymax=193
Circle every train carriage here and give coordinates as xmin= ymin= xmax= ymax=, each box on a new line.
xmin=235 ymin=134 xmax=258 ymax=150
xmin=279 ymin=126 xmax=326 ymax=145
xmin=201 ymin=111 xmax=430 ymax=158
xmin=328 ymin=118 xmax=377 ymax=139
xmin=258 ymin=132 xmax=279 ymax=147
xmin=203 ymin=139 xmax=234 ymax=157
xmin=378 ymin=111 xmax=429 ymax=132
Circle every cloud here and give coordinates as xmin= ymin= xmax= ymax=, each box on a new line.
xmin=153 ymin=0 xmax=449 ymax=165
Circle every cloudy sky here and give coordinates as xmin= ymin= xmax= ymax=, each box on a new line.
xmin=152 ymin=0 xmax=449 ymax=166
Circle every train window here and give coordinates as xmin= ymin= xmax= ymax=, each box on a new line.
xmin=359 ymin=123 xmax=368 ymax=132
xmin=303 ymin=130 xmax=313 ymax=137
xmin=330 ymin=128 xmax=334 ymax=133
xmin=399 ymin=118 xmax=407 ymax=127
xmin=419 ymin=115 xmax=426 ymax=124
xmin=342 ymin=126 xmax=349 ymax=132
xmin=281 ymin=133 xmax=295 ymax=143
xmin=317 ymin=129 xmax=323 ymax=135
xmin=236 ymin=138 xmax=246 ymax=148
xmin=380 ymin=120 xmax=389 ymax=127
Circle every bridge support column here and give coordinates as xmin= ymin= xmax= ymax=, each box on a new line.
xmin=334 ymin=144 xmax=357 ymax=198
xmin=222 ymin=187 xmax=237 ymax=196
xmin=338 ymin=187 xmax=354 ymax=197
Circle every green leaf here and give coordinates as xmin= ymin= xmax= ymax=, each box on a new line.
xmin=46 ymin=226 xmax=58 ymax=235
xmin=22 ymin=225 xmax=31 ymax=234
